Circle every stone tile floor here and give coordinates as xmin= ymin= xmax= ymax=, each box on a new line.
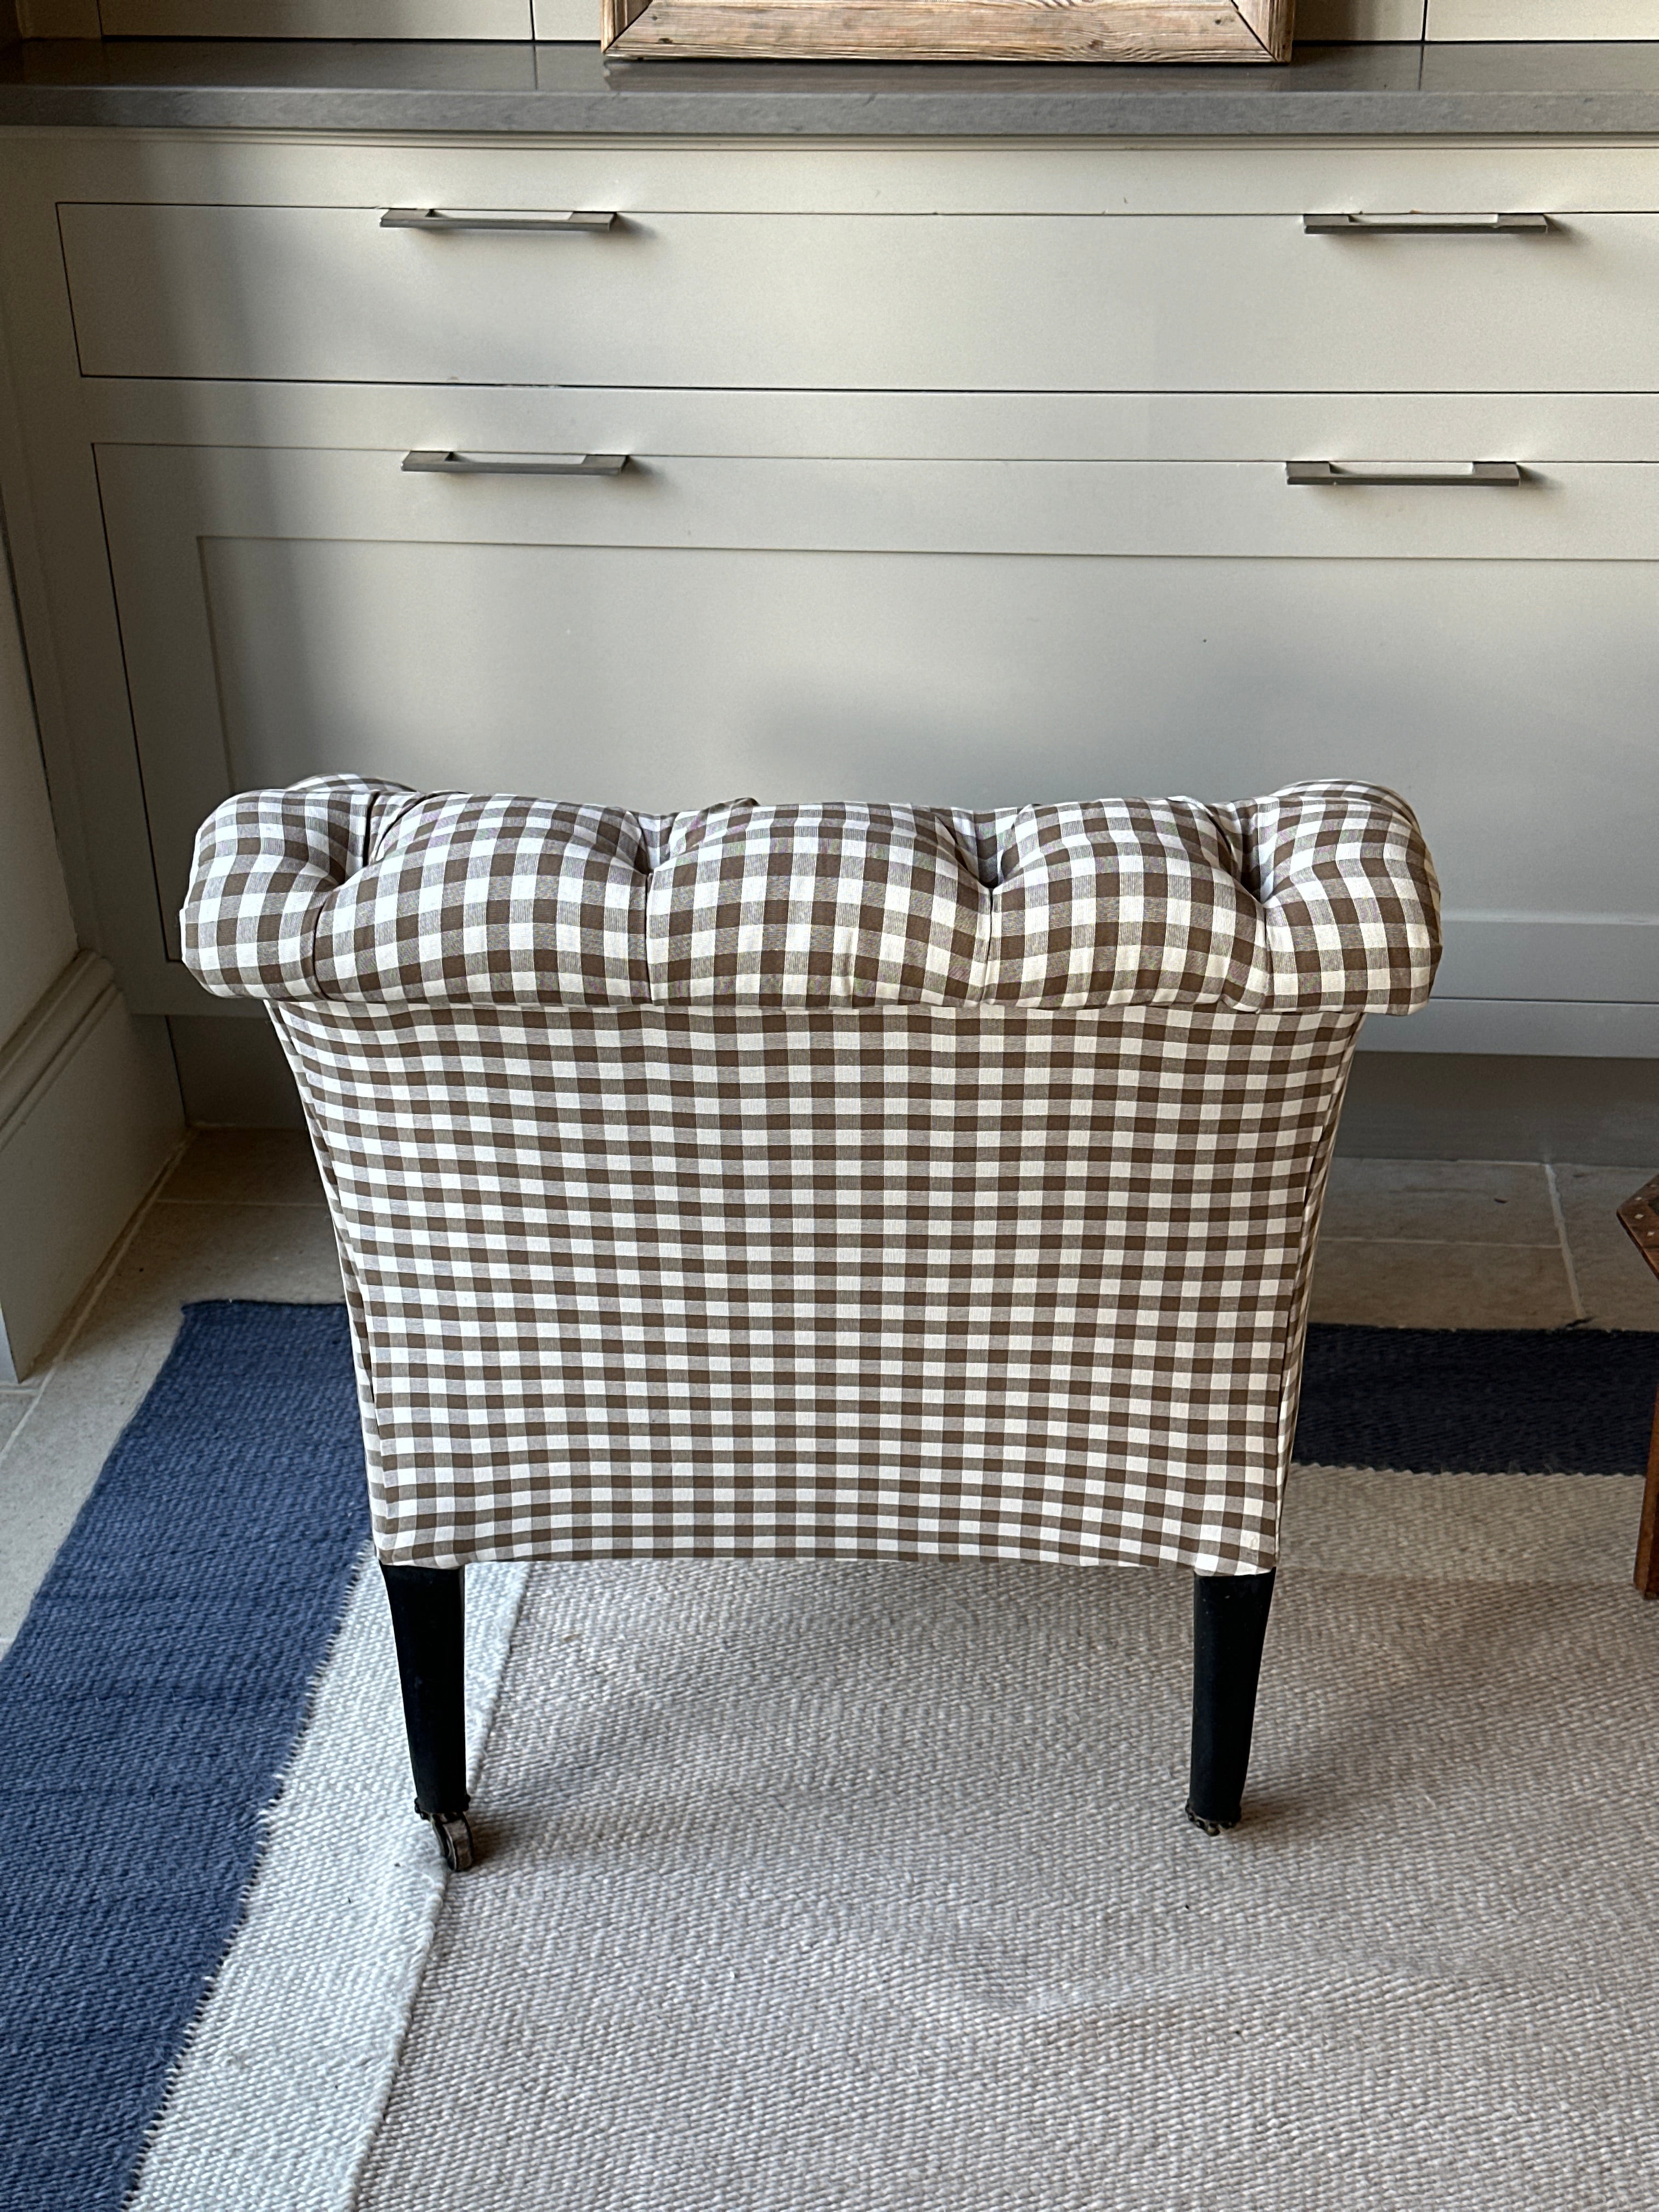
xmin=1 ymin=1133 xmax=1654 ymax=1655
xmin=1312 ymin=1158 xmax=1659 ymax=1333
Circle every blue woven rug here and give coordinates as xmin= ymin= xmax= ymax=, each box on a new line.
xmin=0 ymin=1305 xmax=366 ymax=2212
xmin=0 ymin=1307 xmax=1654 ymax=2211
xmin=1295 ymin=1324 xmax=1659 ymax=1475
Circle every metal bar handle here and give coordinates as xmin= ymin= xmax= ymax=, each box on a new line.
xmin=382 ymin=207 xmax=617 ymax=233
xmin=1286 ymin=460 xmax=1525 ymax=487
xmin=1303 ymin=211 xmax=1550 ymax=234
xmin=402 ymin=450 xmax=630 ymax=477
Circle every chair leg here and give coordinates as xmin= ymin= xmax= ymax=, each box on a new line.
xmin=1634 ymin=1384 xmax=1659 ymax=1600
xmin=1186 ymin=1568 xmax=1277 ymax=1836
xmin=381 ymin=1561 xmax=475 ymax=1871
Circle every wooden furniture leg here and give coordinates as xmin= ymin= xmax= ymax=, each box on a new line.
xmin=1637 ymin=1388 xmax=1659 ymax=1601
xmin=1187 ymin=1568 xmax=1277 ymax=1834
xmin=381 ymin=1562 xmax=474 ymax=1869
xmin=1615 ymin=1174 xmax=1659 ymax=1599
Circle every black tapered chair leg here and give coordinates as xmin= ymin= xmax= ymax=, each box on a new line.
xmin=1186 ymin=1568 xmax=1276 ymax=1836
xmin=381 ymin=1561 xmax=474 ymax=1871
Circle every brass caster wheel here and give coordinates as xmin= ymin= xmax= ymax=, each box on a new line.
xmin=431 ymin=1810 xmax=475 ymax=1871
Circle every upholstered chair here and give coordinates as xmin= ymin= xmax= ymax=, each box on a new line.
xmin=182 ymin=777 xmax=1440 ymax=1868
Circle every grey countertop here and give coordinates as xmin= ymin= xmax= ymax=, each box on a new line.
xmin=2 ymin=35 xmax=1657 ymax=137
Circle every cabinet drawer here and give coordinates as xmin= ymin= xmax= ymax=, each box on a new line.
xmin=60 ymin=201 xmax=1659 ymax=393
xmin=104 ymin=444 xmax=1659 ymax=562
xmin=91 ymin=438 xmax=1658 ymax=1015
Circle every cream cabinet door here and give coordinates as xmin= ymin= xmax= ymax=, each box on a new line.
xmin=92 ymin=439 xmax=1658 ymax=1041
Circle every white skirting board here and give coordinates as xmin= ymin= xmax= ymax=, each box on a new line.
xmin=0 ymin=951 xmax=183 ymax=1382
xmin=1359 ymin=1000 xmax=1659 ymax=1057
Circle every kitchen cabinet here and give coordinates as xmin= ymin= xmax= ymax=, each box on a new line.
xmin=2 ymin=131 xmax=1655 ymax=1056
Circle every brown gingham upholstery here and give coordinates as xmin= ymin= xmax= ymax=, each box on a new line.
xmin=182 ymin=778 xmax=1440 ymax=1577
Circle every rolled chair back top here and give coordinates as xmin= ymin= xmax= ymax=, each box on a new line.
xmin=182 ymin=776 xmax=1441 ymax=1017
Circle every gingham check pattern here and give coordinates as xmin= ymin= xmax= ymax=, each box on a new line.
xmin=183 ymin=779 xmax=1440 ymax=1015
xmin=183 ymin=778 xmax=1440 ymax=1575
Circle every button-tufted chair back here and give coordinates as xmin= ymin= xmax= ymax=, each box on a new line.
xmin=183 ymin=774 xmax=1437 ymax=1574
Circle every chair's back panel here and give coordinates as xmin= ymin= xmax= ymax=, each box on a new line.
xmin=276 ymin=997 xmax=1359 ymax=1577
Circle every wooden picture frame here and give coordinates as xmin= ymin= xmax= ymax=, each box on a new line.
xmin=601 ymin=0 xmax=1293 ymax=62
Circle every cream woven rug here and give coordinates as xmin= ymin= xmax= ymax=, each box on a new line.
xmin=137 ymin=1471 xmax=1658 ymax=2212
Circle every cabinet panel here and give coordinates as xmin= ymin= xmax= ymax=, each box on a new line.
xmin=98 ymin=1 xmax=534 ymax=30
xmin=1296 ymin=0 xmax=1425 ymax=35
xmin=531 ymin=0 xmax=599 ymax=27
xmin=77 ymin=378 xmax=1659 ymax=464
xmin=24 ymin=138 xmax=1659 ymax=219
xmin=103 ymin=448 xmax=1659 ymax=562
xmin=1426 ymin=0 xmax=1659 ymax=33
xmin=60 ymin=202 xmax=1659 ymax=393
xmin=92 ymin=441 xmax=1659 ymax=1029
